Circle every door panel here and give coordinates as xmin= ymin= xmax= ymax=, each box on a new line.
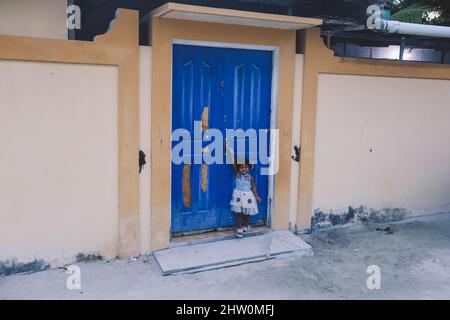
xmin=172 ymin=44 xmax=272 ymax=233
xmin=172 ymin=45 xmax=220 ymax=232
xmin=219 ymin=47 xmax=272 ymax=227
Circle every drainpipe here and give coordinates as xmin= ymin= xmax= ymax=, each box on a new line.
xmin=374 ymin=18 xmax=450 ymax=38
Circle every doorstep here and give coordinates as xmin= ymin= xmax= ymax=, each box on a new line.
xmin=170 ymin=226 xmax=271 ymax=248
xmin=154 ymin=231 xmax=313 ymax=275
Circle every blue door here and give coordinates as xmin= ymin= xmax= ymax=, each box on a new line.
xmin=171 ymin=44 xmax=273 ymax=234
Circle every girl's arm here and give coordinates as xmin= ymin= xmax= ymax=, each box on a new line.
xmin=250 ymin=176 xmax=262 ymax=203
xmin=225 ymin=141 xmax=238 ymax=173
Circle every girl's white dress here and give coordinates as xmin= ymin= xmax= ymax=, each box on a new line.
xmin=230 ymin=173 xmax=259 ymax=215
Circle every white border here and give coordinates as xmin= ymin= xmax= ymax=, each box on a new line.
xmin=171 ymin=39 xmax=280 ymax=230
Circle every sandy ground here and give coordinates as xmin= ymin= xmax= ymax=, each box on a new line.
xmin=1 ymin=213 xmax=449 ymax=300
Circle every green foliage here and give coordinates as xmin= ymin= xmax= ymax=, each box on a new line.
xmin=390 ymin=0 xmax=450 ymax=25
xmin=392 ymin=3 xmax=433 ymax=23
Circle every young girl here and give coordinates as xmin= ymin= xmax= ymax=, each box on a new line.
xmin=229 ymin=158 xmax=262 ymax=238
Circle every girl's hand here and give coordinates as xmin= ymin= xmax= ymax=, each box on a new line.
xmin=256 ymin=196 xmax=262 ymax=203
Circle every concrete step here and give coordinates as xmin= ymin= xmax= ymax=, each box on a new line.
xmin=154 ymin=231 xmax=313 ymax=275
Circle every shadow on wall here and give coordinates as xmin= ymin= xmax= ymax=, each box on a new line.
xmin=311 ymin=206 xmax=411 ymax=231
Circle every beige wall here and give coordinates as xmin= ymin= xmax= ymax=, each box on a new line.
xmin=0 ymin=60 xmax=118 ymax=265
xmin=313 ymin=74 xmax=450 ymax=217
xmin=139 ymin=46 xmax=152 ymax=255
xmin=0 ymin=9 xmax=140 ymax=260
xmin=288 ymin=54 xmax=303 ymax=232
xmin=0 ymin=0 xmax=67 ymax=39
xmin=297 ymin=28 xmax=450 ymax=230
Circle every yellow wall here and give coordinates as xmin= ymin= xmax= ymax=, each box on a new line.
xmin=2 ymin=5 xmax=450 ymax=266
xmin=0 ymin=9 xmax=140 ymax=263
xmin=288 ymin=54 xmax=304 ymax=232
xmin=139 ymin=46 xmax=152 ymax=255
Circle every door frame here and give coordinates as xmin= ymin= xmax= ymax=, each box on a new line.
xmin=170 ymin=39 xmax=280 ymax=234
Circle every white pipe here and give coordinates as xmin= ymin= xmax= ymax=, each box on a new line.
xmin=375 ymin=18 xmax=450 ymax=38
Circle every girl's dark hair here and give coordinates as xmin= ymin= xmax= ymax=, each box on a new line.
xmin=235 ymin=157 xmax=254 ymax=170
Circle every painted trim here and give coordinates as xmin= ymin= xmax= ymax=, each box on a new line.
xmin=0 ymin=9 xmax=141 ymax=258
xmin=297 ymin=28 xmax=450 ymax=231
xmin=288 ymin=54 xmax=304 ymax=232
xmin=268 ymin=46 xmax=280 ymax=228
xmin=173 ymin=39 xmax=279 ymax=52
xmin=139 ymin=46 xmax=152 ymax=254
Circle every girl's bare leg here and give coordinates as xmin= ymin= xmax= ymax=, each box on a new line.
xmin=236 ymin=213 xmax=243 ymax=229
xmin=244 ymin=214 xmax=250 ymax=227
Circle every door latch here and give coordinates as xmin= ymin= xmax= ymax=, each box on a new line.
xmin=292 ymin=145 xmax=301 ymax=162
xmin=139 ymin=150 xmax=147 ymax=173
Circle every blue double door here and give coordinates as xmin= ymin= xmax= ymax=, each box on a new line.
xmin=171 ymin=44 xmax=273 ymax=234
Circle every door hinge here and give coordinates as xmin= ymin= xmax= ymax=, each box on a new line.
xmin=139 ymin=150 xmax=147 ymax=173
xmin=292 ymin=145 xmax=301 ymax=162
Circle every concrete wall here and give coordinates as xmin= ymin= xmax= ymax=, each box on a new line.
xmin=312 ymin=74 xmax=450 ymax=226
xmin=139 ymin=46 xmax=152 ymax=255
xmin=0 ymin=0 xmax=68 ymax=39
xmin=0 ymin=60 xmax=119 ymax=266
xmin=0 ymin=9 xmax=143 ymax=266
xmin=297 ymin=28 xmax=450 ymax=230
xmin=288 ymin=54 xmax=303 ymax=232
